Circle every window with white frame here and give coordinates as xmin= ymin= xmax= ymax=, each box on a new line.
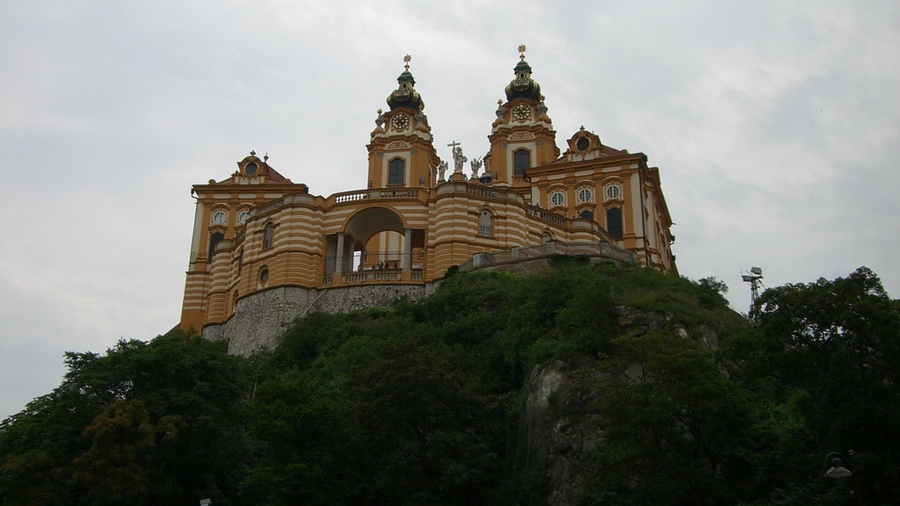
xmin=388 ymin=158 xmax=405 ymax=185
xmin=513 ymin=149 xmax=530 ymax=176
xmin=604 ymin=184 xmax=622 ymax=200
xmin=550 ymin=190 xmax=566 ymax=207
xmin=577 ymin=187 xmax=594 ymax=203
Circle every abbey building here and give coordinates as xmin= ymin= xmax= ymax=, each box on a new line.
xmin=179 ymin=49 xmax=677 ymax=354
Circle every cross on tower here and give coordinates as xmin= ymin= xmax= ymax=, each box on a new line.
xmin=447 ymin=141 xmax=465 ymax=173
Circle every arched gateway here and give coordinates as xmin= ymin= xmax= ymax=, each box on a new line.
xmin=179 ymin=50 xmax=676 ymax=355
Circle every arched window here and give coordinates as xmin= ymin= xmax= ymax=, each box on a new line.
xmin=478 ymin=209 xmax=493 ymax=237
xmin=263 ymin=223 xmax=274 ymax=249
xmin=579 ymin=210 xmax=594 ymax=220
xmin=388 ymin=158 xmax=405 ymax=185
xmin=607 ymin=208 xmax=623 ymax=240
xmin=513 ymin=149 xmax=530 ymax=176
xmin=208 ymin=232 xmax=224 ymax=260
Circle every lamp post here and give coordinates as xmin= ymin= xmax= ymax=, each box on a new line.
xmin=824 ymin=450 xmax=859 ymax=503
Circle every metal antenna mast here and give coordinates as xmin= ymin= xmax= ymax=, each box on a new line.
xmin=742 ymin=267 xmax=763 ymax=317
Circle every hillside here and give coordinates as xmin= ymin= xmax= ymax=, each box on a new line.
xmin=2 ymin=262 xmax=898 ymax=505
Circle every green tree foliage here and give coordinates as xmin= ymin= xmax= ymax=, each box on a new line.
xmin=4 ymin=264 xmax=895 ymax=505
xmin=239 ymin=263 xmax=742 ymax=504
xmin=0 ymin=331 xmax=249 ymax=505
xmin=578 ymin=331 xmax=749 ymax=505
xmin=726 ymin=267 xmax=900 ymax=504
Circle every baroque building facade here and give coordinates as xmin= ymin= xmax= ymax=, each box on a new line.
xmin=179 ymin=49 xmax=677 ymax=354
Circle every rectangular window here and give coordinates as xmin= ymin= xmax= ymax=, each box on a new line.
xmin=513 ymin=149 xmax=530 ymax=176
xmin=607 ymin=208 xmax=623 ymax=239
xmin=389 ymin=158 xmax=405 ymax=185
xmin=478 ymin=210 xmax=493 ymax=237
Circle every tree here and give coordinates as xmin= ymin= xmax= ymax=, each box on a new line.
xmin=731 ymin=267 xmax=900 ymax=503
xmin=579 ymin=331 xmax=749 ymax=505
xmin=0 ymin=331 xmax=250 ymax=505
xmin=338 ymin=338 xmax=504 ymax=504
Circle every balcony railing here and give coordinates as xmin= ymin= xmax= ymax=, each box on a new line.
xmin=526 ymin=205 xmax=567 ymax=226
xmin=333 ymin=188 xmax=427 ymax=204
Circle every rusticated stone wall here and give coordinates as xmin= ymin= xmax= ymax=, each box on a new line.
xmin=203 ymin=284 xmax=434 ymax=357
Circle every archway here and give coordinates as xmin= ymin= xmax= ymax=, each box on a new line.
xmin=325 ymin=207 xmax=425 ymax=276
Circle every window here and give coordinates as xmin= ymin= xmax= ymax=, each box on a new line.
xmin=579 ymin=210 xmax=594 ymax=220
xmin=259 ymin=267 xmax=269 ymax=284
xmin=263 ymin=223 xmax=274 ymax=249
xmin=513 ymin=149 xmax=530 ymax=176
xmin=607 ymin=208 xmax=623 ymax=239
xmin=550 ymin=190 xmax=565 ymax=207
xmin=577 ymin=187 xmax=594 ymax=203
xmin=478 ymin=210 xmax=493 ymax=237
xmin=208 ymin=232 xmax=224 ymax=260
xmin=605 ymin=184 xmax=621 ymax=200
xmin=388 ymin=158 xmax=405 ymax=185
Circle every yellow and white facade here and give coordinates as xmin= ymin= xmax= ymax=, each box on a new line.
xmin=179 ymin=49 xmax=676 ymax=351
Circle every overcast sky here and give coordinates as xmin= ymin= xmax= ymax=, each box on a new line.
xmin=2 ymin=1 xmax=898 ymax=420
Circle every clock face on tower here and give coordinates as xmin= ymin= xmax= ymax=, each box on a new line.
xmin=512 ymin=104 xmax=530 ymax=121
xmin=391 ymin=113 xmax=410 ymax=131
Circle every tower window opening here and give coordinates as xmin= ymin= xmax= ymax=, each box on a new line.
xmin=513 ymin=149 xmax=530 ymax=176
xmin=607 ymin=208 xmax=623 ymax=240
xmin=389 ymin=158 xmax=405 ymax=185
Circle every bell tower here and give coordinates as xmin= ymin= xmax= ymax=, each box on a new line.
xmin=486 ymin=45 xmax=559 ymax=188
xmin=367 ymin=55 xmax=441 ymax=189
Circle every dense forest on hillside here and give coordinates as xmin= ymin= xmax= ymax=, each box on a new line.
xmin=1 ymin=261 xmax=898 ymax=505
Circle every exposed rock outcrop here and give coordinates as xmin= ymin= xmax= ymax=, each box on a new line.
xmin=519 ymin=308 xmax=722 ymax=505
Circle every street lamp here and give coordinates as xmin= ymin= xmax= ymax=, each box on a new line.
xmin=824 ymin=451 xmax=860 ymax=503
xmin=824 ymin=452 xmax=852 ymax=479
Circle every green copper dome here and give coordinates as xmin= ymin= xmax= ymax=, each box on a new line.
xmin=387 ymin=56 xmax=425 ymax=111
xmin=505 ymin=58 xmax=541 ymax=102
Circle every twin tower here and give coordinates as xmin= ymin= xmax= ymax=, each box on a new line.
xmin=179 ymin=48 xmax=677 ymax=355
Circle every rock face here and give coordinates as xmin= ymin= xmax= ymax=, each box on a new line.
xmin=520 ymin=360 xmax=600 ymax=505
xmin=519 ymin=308 xmax=722 ymax=506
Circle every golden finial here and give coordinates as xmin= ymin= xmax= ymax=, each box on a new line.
xmin=403 ymin=54 xmax=411 ymax=70
xmin=498 ymin=99 xmax=503 ymax=105
xmin=518 ymin=44 xmax=527 ymax=60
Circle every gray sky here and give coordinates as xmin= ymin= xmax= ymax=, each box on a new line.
xmin=2 ymin=1 xmax=898 ymax=420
